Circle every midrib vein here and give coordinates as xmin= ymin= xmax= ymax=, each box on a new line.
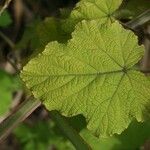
xmin=23 ymin=68 xmax=132 ymax=78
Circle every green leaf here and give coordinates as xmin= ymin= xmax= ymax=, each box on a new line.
xmin=16 ymin=20 xmax=40 ymax=51
xmin=0 ymin=70 xmax=19 ymax=116
xmin=17 ymin=18 xmax=70 ymax=62
xmin=21 ymin=20 xmax=149 ymax=137
xmin=0 ymin=10 xmax=12 ymax=27
xmin=113 ymin=120 xmax=150 ymax=150
xmin=63 ymin=0 xmax=123 ymax=32
xmin=36 ymin=17 xmax=70 ymax=47
xmin=80 ymin=129 xmax=120 ymax=150
xmin=17 ymin=18 xmax=70 ymax=50
xmin=80 ymin=120 xmax=150 ymax=150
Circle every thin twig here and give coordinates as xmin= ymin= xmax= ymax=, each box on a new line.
xmin=0 ymin=0 xmax=13 ymax=16
xmin=6 ymin=58 xmax=19 ymax=73
xmin=0 ymin=31 xmax=15 ymax=48
xmin=141 ymin=70 xmax=150 ymax=74
xmin=124 ymin=9 xmax=150 ymax=30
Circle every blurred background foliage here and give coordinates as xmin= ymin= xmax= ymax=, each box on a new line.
xmin=0 ymin=0 xmax=150 ymax=149
xmin=0 ymin=10 xmax=12 ymax=27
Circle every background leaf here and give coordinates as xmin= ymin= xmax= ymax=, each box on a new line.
xmin=62 ymin=0 xmax=123 ymax=32
xmin=0 ymin=10 xmax=12 ymax=27
xmin=80 ymin=120 xmax=150 ymax=150
xmin=17 ymin=17 xmax=70 ymax=62
xmin=14 ymin=120 xmax=75 ymax=150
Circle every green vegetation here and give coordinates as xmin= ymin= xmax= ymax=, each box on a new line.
xmin=0 ymin=0 xmax=150 ymax=149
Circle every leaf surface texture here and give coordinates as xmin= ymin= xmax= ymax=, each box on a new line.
xmin=21 ymin=21 xmax=150 ymax=137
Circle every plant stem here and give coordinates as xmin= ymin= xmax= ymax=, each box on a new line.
xmin=114 ymin=9 xmax=150 ymax=30
xmin=126 ymin=9 xmax=150 ymax=30
xmin=50 ymin=110 xmax=92 ymax=150
xmin=0 ymin=98 xmax=41 ymax=143
xmin=0 ymin=31 xmax=15 ymax=48
xmin=141 ymin=70 xmax=150 ymax=74
xmin=0 ymin=98 xmax=91 ymax=149
xmin=0 ymin=0 xmax=13 ymax=15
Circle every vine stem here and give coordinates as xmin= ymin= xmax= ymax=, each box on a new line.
xmin=125 ymin=9 xmax=150 ymax=30
xmin=0 ymin=31 xmax=15 ymax=48
xmin=114 ymin=9 xmax=150 ymax=30
xmin=141 ymin=70 xmax=150 ymax=74
xmin=50 ymin=110 xmax=92 ymax=150
xmin=0 ymin=98 xmax=41 ymax=143
xmin=0 ymin=98 xmax=91 ymax=149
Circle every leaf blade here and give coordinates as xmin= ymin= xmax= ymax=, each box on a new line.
xmin=21 ymin=21 xmax=148 ymax=137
